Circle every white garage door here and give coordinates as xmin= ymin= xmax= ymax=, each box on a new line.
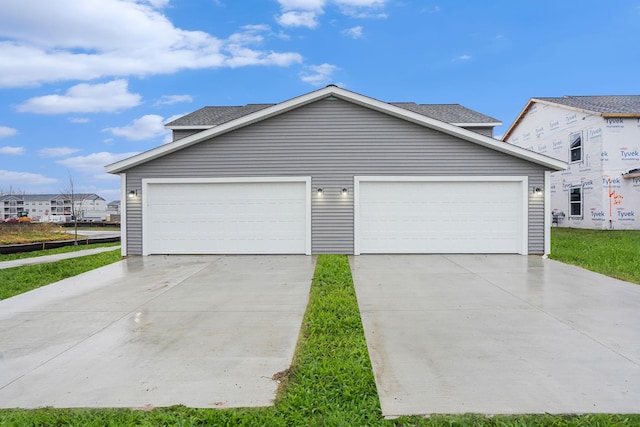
xmin=355 ymin=177 xmax=527 ymax=254
xmin=144 ymin=179 xmax=310 ymax=255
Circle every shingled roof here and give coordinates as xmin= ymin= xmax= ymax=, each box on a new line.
xmin=390 ymin=103 xmax=500 ymax=125
xmin=535 ymin=95 xmax=640 ymax=115
xmin=109 ymin=86 xmax=565 ymax=174
xmin=166 ymin=101 xmax=500 ymax=128
xmin=503 ymin=94 xmax=640 ymax=141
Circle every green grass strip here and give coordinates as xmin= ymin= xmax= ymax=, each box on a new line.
xmin=0 ymin=242 xmax=120 ymax=262
xmin=549 ymin=228 xmax=640 ymax=284
xmin=2 ymin=254 xmax=640 ymax=426
xmin=0 ymin=250 xmax=122 ymax=300
xmin=274 ymin=254 xmax=383 ymax=426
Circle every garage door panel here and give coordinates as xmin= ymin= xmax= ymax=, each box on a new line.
xmin=145 ymin=181 xmax=308 ymax=255
xmin=357 ymin=179 xmax=525 ymax=254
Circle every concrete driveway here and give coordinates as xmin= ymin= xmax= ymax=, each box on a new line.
xmin=0 ymin=255 xmax=315 ymax=408
xmin=350 ymin=255 xmax=640 ymax=416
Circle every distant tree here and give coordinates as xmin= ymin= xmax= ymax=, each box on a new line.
xmin=1 ymin=186 xmax=26 ymax=195
xmin=60 ymin=174 xmax=86 ymax=245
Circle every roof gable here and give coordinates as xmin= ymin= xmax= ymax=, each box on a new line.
xmin=166 ymin=101 xmax=500 ymax=129
xmin=106 ymin=86 xmax=566 ymax=173
xmin=503 ymin=95 xmax=640 ymax=140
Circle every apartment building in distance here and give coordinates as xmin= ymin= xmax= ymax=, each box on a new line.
xmin=0 ymin=193 xmax=107 ymax=222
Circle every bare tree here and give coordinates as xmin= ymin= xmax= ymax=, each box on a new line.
xmin=60 ymin=174 xmax=85 ymax=245
xmin=1 ymin=186 xmax=26 ymax=196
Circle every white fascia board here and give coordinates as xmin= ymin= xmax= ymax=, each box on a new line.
xmin=452 ymin=122 xmax=502 ymax=127
xmin=106 ymin=86 xmax=566 ymax=173
xmin=164 ymin=125 xmax=215 ymax=130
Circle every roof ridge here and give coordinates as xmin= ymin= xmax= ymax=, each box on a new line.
xmin=168 ymin=97 xmax=500 ymax=127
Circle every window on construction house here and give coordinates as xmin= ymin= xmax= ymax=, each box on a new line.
xmin=569 ymin=131 xmax=582 ymax=163
xmin=569 ymin=186 xmax=583 ymax=218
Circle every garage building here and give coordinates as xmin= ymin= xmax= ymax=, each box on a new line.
xmin=105 ymin=86 xmax=566 ymax=256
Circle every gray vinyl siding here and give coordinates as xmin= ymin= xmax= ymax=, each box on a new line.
xmin=172 ymin=129 xmax=205 ymax=141
xmin=462 ymin=126 xmax=494 ymax=138
xmin=124 ymin=98 xmax=547 ymax=255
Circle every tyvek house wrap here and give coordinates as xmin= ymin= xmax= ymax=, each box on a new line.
xmin=506 ymin=102 xmax=640 ymax=230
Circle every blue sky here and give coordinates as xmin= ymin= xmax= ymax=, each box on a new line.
xmin=1 ymin=0 xmax=638 ymax=202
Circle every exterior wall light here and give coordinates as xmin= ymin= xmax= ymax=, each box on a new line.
xmin=533 ymin=187 xmax=543 ymax=195
xmin=317 ymin=188 xmax=323 ymax=196
xmin=342 ymin=188 xmax=348 ymax=196
xmin=128 ymin=190 xmax=138 ymax=198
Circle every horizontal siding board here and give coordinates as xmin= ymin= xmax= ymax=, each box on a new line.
xmin=125 ymin=98 xmax=548 ymax=255
xmin=173 ymin=129 xmax=203 ymax=141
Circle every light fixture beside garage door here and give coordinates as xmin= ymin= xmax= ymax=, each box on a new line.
xmin=315 ymin=187 xmax=348 ymax=196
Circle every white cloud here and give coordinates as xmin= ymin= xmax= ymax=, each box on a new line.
xmin=68 ymin=117 xmax=90 ymax=123
xmin=342 ymin=25 xmax=363 ymax=38
xmin=223 ymin=25 xmax=303 ymax=67
xmin=334 ymin=0 xmax=385 ymax=5
xmin=278 ymin=0 xmax=325 ymax=10
xmin=0 ymin=169 xmax=57 ymax=186
xmin=17 ymin=79 xmax=141 ymax=114
xmin=154 ymin=94 xmax=193 ymax=106
xmin=455 ymin=54 xmax=472 ymax=61
xmin=0 ymin=146 xmax=25 ymax=155
xmin=0 ymin=1 xmax=303 ymax=88
xmin=103 ymin=114 xmax=169 ymax=141
xmin=57 ymin=151 xmax=140 ymax=178
xmin=333 ymin=0 xmax=387 ymax=17
xmin=275 ymin=0 xmax=387 ymax=29
xmin=0 ymin=126 xmax=18 ymax=138
xmin=300 ymin=63 xmax=338 ymax=85
xmin=38 ymin=147 xmax=80 ymax=158
xmin=277 ymin=11 xmax=320 ymax=28
xmin=143 ymin=0 xmax=170 ymax=8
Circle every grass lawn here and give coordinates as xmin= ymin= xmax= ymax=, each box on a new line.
xmin=0 ymin=223 xmax=79 ymax=245
xmin=0 ymin=242 xmax=120 ymax=262
xmin=1 ymin=254 xmax=639 ymax=426
xmin=550 ymin=228 xmax=640 ymax=284
xmin=0 ymin=249 xmax=121 ymax=300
